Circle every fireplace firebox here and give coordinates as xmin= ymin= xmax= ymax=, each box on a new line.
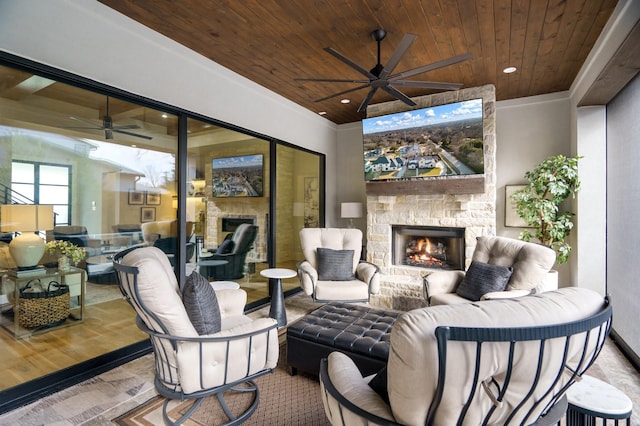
xmin=392 ymin=225 xmax=465 ymax=270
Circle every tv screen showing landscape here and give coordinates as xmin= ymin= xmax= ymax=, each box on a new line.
xmin=362 ymin=98 xmax=484 ymax=182
xmin=212 ymin=154 xmax=264 ymax=197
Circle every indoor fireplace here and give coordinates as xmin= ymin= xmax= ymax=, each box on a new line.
xmin=392 ymin=225 xmax=465 ymax=270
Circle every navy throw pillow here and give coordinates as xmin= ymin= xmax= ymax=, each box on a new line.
xmin=456 ymin=261 xmax=513 ymax=301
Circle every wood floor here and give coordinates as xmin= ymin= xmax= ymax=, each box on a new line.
xmin=0 ymin=275 xmax=299 ymax=392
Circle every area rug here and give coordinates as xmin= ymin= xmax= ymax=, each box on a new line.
xmin=113 ymin=292 xmax=329 ymax=426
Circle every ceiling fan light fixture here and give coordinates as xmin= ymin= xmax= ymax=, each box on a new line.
xmin=503 ymin=66 xmax=517 ymax=74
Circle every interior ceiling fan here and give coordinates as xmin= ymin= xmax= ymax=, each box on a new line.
xmin=295 ymin=29 xmax=472 ymax=113
xmin=66 ymin=96 xmax=152 ymax=140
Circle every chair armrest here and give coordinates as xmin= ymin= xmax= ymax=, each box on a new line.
xmin=296 ymin=260 xmax=317 ymax=296
xmin=424 ymin=271 xmax=465 ymax=299
xmin=356 ymin=261 xmax=381 ymax=294
xmin=480 ymin=289 xmax=532 ymax=301
xmin=216 ymin=288 xmax=247 ymax=318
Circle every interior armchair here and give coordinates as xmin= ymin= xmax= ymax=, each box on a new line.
xmin=320 ymin=287 xmax=612 ymax=426
xmin=113 ymin=246 xmax=279 ymax=425
xmin=297 ymin=228 xmax=380 ymax=302
xmin=205 ymin=223 xmax=258 ymax=280
xmin=425 ymin=235 xmax=557 ymax=306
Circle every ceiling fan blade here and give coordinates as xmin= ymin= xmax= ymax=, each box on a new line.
xmin=112 ymin=124 xmax=142 ymax=130
xmin=64 ymin=125 xmax=102 ymax=130
xmin=69 ymin=116 xmax=102 ymax=127
xmin=113 ymin=128 xmax=153 ymax=140
xmin=295 ymin=77 xmax=371 ymax=84
xmin=379 ymin=33 xmax=417 ymax=79
xmin=313 ymin=83 xmax=370 ymax=103
xmin=390 ymin=80 xmax=464 ymax=90
xmin=357 ymin=87 xmax=379 ymax=113
xmin=389 ymin=53 xmax=473 ymax=81
xmin=380 ymin=85 xmax=417 ymax=107
xmin=324 ymin=47 xmax=378 ymax=80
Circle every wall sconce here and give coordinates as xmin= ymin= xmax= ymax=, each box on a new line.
xmin=341 ymin=202 xmax=363 ymax=228
xmin=0 ymin=204 xmax=54 ymax=269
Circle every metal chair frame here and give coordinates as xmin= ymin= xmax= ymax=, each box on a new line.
xmin=113 ymin=247 xmax=278 ymax=426
xmin=320 ymin=297 xmax=612 ymax=426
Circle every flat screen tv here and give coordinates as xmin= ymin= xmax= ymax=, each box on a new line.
xmin=212 ymin=154 xmax=264 ymax=197
xmin=362 ymin=98 xmax=484 ymax=182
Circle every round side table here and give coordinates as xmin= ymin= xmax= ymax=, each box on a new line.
xmin=565 ymin=375 xmax=633 ymax=425
xmin=210 ymin=281 xmax=240 ymax=291
xmin=260 ymin=268 xmax=296 ymax=327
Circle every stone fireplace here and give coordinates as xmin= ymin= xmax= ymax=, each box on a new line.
xmin=365 ymin=85 xmax=497 ymax=310
xmin=392 ymin=225 xmax=465 ymax=271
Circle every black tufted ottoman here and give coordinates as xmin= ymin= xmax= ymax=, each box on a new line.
xmin=286 ymin=301 xmax=401 ymax=376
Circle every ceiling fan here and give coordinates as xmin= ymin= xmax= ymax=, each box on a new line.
xmin=66 ymin=96 xmax=152 ymax=140
xmin=295 ymin=29 xmax=472 ymax=113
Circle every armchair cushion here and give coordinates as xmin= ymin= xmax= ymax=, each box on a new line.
xmin=317 ymin=248 xmax=355 ymax=281
xmin=455 ymin=261 xmax=513 ymax=301
xmin=183 ymin=271 xmax=221 ymax=335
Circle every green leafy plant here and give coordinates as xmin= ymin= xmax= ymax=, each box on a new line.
xmin=511 ymin=155 xmax=581 ymax=264
xmin=45 ymin=240 xmax=87 ymax=265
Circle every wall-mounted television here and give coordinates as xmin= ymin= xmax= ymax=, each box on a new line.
xmin=212 ymin=154 xmax=264 ymax=197
xmin=362 ymin=98 xmax=484 ymax=182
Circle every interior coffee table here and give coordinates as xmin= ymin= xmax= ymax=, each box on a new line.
xmin=196 ymin=259 xmax=228 ymax=280
xmin=260 ymin=268 xmax=296 ymax=327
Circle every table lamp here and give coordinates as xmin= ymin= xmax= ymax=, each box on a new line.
xmin=341 ymin=202 xmax=363 ymax=228
xmin=0 ymin=204 xmax=54 ymax=269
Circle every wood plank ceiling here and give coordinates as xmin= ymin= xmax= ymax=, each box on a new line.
xmin=98 ymin=0 xmax=618 ymax=125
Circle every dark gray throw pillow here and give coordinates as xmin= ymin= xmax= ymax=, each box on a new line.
xmin=368 ymin=365 xmax=389 ymax=404
xmin=456 ymin=261 xmax=513 ymax=301
xmin=317 ymin=248 xmax=355 ymax=281
xmin=216 ymin=239 xmax=235 ymax=254
xmin=182 ymin=271 xmax=221 ymax=335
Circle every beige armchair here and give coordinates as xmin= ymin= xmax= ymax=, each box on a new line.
xmin=297 ymin=228 xmax=380 ymax=302
xmin=320 ymin=287 xmax=612 ymax=426
xmin=113 ymin=246 xmax=279 ymax=425
xmin=425 ymin=236 xmax=556 ymax=305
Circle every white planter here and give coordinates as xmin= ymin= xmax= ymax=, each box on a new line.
xmin=539 ymin=270 xmax=559 ymax=293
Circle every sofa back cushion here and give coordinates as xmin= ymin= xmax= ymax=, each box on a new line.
xmin=387 ymin=287 xmax=605 ymax=426
xmin=472 ymin=236 xmax=556 ymax=291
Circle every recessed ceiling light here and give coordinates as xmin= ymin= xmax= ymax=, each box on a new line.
xmin=318 ymin=111 xmax=327 ymax=115
xmin=161 ymin=113 xmax=168 ymax=118
xmin=130 ymin=144 xmax=137 ymax=148
xmin=340 ymin=99 xmax=350 ymax=104
xmin=503 ymin=66 xmax=517 ymax=74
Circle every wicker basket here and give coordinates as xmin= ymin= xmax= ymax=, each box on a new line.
xmin=18 ymin=280 xmax=70 ymax=329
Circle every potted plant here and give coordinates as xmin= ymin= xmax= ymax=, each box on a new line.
xmin=44 ymin=240 xmax=87 ymax=270
xmin=511 ymin=155 xmax=581 ymax=264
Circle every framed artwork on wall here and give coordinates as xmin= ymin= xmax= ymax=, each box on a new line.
xmin=128 ymin=189 xmax=144 ymax=205
xmin=141 ymin=207 xmax=156 ymax=222
xmin=304 ymin=177 xmax=319 ymax=228
xmin=146 ymin=190 xmax=161 ymax=205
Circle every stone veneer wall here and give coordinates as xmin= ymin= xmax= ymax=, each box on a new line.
xmin=365 ymin=85 xmax=497 ymax=310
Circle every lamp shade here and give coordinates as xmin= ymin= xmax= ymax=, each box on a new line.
xmin=1 ymin=204 xmax=54 ymax=269
xmin=340 ymin=202 xmax=363 ymax=219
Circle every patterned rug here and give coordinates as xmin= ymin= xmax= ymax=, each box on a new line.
xmin=112 ymin=293 xmax=329 ymax=426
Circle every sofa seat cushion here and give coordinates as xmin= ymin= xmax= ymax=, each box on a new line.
xmin=314 ymin=279 xmax=369 ymax=301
